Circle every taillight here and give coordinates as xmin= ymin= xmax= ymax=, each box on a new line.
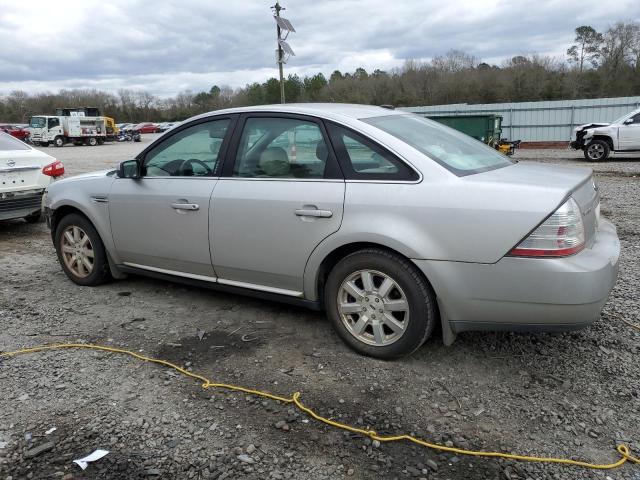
xmin=508 ymin=198 xmax=585 ymax=258
xmin=42 ymin=160 xmax=65 ymax=177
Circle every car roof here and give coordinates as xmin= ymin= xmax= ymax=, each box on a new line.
xmin=192 ymin=103 xmax=405 ymax=123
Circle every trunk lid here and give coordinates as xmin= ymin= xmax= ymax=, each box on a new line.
xmin=464 ymin=162 xmax=599 ymax=255
xmin=0 ymin=149 xmax=52 ymax=193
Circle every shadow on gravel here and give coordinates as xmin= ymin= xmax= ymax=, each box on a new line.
xmin=155 ymin=329 xmax=263 ymax=366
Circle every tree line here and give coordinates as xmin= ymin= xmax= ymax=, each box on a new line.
xmin=1 ymin=21 xmax=638 ymax=124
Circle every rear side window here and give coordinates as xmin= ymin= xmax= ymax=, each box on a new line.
xmin=0 ymin=132 xmax=30 ymax=151
xmin=233 ymin=117 xmax=330 ymax=179
xmin=327 ymin=123 xmax=418 ymax=181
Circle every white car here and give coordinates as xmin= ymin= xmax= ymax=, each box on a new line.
xmin=571 ymin=107 xmax=640 ymax=161
xmin=0 ymin=132 xmax=64 ymax=222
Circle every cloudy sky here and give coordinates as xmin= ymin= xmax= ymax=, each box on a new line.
xmin=0 ymin=0 xmax=638 ymax=97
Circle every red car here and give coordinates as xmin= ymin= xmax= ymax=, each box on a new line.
xmin=132 ymin=122 xmax=160 ymax=134
xmin=0 ymin=124 xmax=30 ymax=142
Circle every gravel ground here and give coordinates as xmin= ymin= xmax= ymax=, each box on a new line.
xmin=1 ymin=140 xmax=639 ymax=480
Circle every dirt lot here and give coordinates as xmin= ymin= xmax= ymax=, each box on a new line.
xmin=1 ymin=139 xmax=639 ymax=480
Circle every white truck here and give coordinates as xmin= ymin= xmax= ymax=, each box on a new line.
xmin=570 ymin=107 xmax=640 ymax=161
xmin=28 ymin=114 xmax=107 ymax=147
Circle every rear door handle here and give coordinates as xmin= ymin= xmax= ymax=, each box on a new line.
xmin=295 ymin=208 xmax=333 ymax=218
xmin=171 ymin=202 xmax=199 ymax=211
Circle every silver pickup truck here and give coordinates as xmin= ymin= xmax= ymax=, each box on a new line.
xmin=570 ymin=107 xmax=640 ymax=161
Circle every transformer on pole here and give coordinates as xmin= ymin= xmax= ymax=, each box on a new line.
xmin=272 ymin=2 xmax=295 ymax=104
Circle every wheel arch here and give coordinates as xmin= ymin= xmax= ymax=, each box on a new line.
xmin=591 ymin=135 xmax=614 ymax=150
xmin=307 ymin=239 xmax=438 ymax=308
xmin=50 ymin=202 xmax=125 ymax=279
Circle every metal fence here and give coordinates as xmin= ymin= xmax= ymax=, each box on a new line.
xmin=402 ymin=97 xmax=640 ymax=142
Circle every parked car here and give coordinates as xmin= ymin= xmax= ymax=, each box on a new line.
xmin=571 ymin=107 xmax=640 ymax=161
xmin=132 ymin=122 xmax=160 ymax=134
xmin=0 ymin=124 xmax=30 ymax=142
xmin=44 ymin=104 xmax=619 ymax=359
xmin=0 ymin=132 xmax=64 ymax=223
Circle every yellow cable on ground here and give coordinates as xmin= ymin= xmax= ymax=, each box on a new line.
xmin=606 ymin=310 xmax=640 ymax=332
xmin=1 ymin=343 xmax=638 ymax=471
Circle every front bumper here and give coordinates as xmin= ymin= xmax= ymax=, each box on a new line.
xmin=0 ymin=189 xmax=44 ymax=221
xmin=413 ymin=219 xmax=620 ymax=334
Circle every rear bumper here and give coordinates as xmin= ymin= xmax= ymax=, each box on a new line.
xmin=413 ymin=219 xmax=620 ymax=334
xmin=0 ymin=189 xmax=44 ymax=221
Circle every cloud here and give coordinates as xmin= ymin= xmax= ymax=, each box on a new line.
xmin=0 ymin=0 xmax=637 ymax=96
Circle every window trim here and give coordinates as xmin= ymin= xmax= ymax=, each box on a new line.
xmin=220 ymin=112 xmax=343 ymax=180
xmin=325 ymin=121 xmax=420 ymax=182
xmin=136 ymin=114 xmax=238 ymax=178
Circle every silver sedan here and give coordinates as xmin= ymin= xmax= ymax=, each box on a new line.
xmin=44 ymin=104 xmax=620 ymax=359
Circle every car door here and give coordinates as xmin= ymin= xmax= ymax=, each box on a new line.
xmin=109 ymin=116 xmax=235 ymax=279
xmin=618 ymin=113 xmax=640 ymax=150
xmin=210 ymin=114 xmax=345 ymax=296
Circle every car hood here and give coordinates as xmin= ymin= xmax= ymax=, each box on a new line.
xmin=574 ymin=122 xmax=609 ymax=132
xmin=54 ymin=169 xmax=115 ymax=185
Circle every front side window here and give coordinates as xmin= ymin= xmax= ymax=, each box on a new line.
xmin=234 ymin=117 xmax=329 ymax=179
xmin=48 ymin=118 xmax=60 ymax=129
xmin=327 ymin=123 xmax=418 ymax=181
xmin=142 ymin=119 xmax=230 ymax=177
xmin=362 ymin=114 xmax=512 ymax=176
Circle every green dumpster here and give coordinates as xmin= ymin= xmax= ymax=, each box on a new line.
xmin=426 ymin=114 xmax=503 ymax=146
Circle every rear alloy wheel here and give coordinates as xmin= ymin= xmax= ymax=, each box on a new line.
xmin=54 ymin=213 xmax=111 ymax=286
xmin=86 ymin=137 xmax=98 ymax=146
xmin=584 ymin=139 xmax=609 ymax=162
xmin=325 ymin=249 xmax=436 ymax=359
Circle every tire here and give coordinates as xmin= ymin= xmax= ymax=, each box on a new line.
xmin=324 ymin=248 xmax=436 ymax=359
xmin=24 ymin=211 xmax=42 ymax=223
xmin=54 ymin=213 xmax=111 ymax=286
xmin=584 ymin=139 xmax=610 ymax=162
xmin=86 ymin=137 xmax=98 ymax=146
xmin=54 ymin=136 xmax=64 ymax=148
xmin=97 ymin=138 xmax=104 ymax=145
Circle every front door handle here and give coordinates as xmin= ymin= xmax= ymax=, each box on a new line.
xmin=295 ymin=208 xmax=333 ymax=218
xmin=171 ymin=202 xmax=199 ymax=211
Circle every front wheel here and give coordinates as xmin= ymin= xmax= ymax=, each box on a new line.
xmin=86 ymin=137 xmax=98 ymax=146
xmin=584 ymin=140 xmax=610 ymax=161
xmin=54 ymin=136 xmax=64 ymax=147
xmin=54 ymin=213 xmax=111 ymax=286
xmin=324 ymin=249 xmax=436 ymax=359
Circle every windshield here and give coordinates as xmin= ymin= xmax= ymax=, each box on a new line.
xmin=29 ymin=117 xmax=46 ymax=128
xmin=362 ymin=114 xmax=512 ymax=176
xmin=611 ymin=110 xmax=639 ymax=125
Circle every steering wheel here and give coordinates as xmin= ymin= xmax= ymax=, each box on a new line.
xmin=178 ymin=158 xmax=212 ymax=176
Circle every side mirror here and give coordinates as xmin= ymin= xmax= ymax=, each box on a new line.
xmin=118 ymin=159 xmax=140 ymax=179
xmin=623 ymin=118 xmax=633 ymax=125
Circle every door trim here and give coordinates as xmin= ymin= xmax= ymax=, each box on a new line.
xmin=123 ymin=262 xmax=218 ymax=283
xmin=122 ymin=262 xmax=304 ymax=297
xmin=217 ymin=278 xmax=303 ymax=297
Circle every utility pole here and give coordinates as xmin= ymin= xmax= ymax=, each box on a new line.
xmin=274 ymin=2 xmax=285 ymax=104
xmin=271 ymin=2 xmax=295 ymax=104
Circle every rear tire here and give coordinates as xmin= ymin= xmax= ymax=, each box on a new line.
xmin=54 ymin=136 xmax=64 ymax=148
xmin=324 ymin=248 xmax=436 ymax=359
xmin=86 ymin=137 xmax=98 ymax=146
xmin=54 ymin=213 xmax=111 ymax=286
xmin=584 ymin=139 xmax=610 ymax=161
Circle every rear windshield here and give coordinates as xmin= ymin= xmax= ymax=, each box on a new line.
xmin=362 ymin=114 xmax=512 ymax=176
xmin=0 ymin=132 xmax=30 ymax=151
